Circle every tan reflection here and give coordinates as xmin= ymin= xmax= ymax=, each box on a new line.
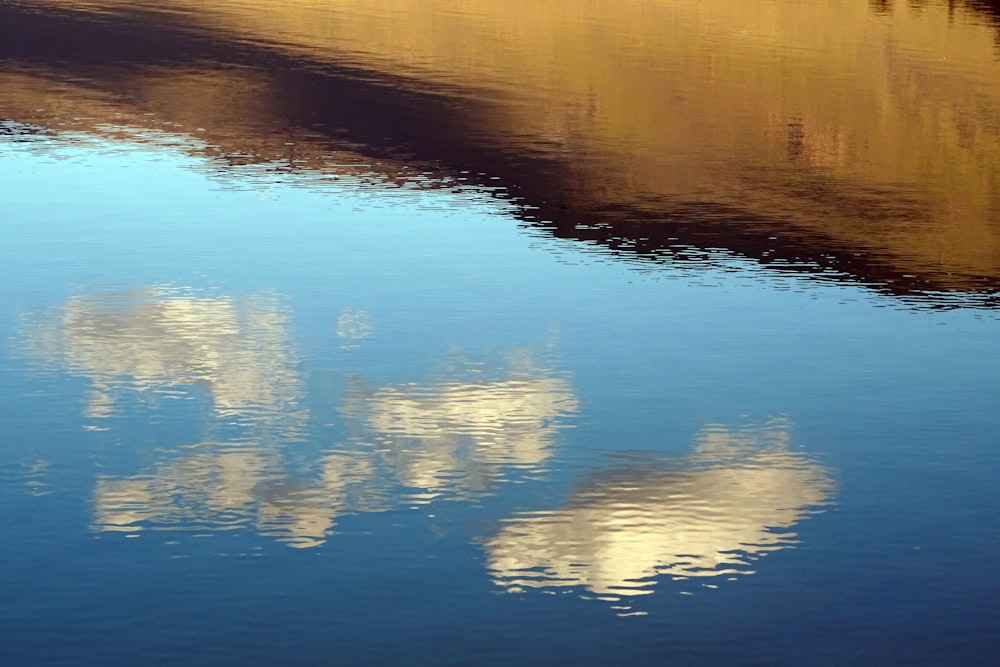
xmin=342 ymin=351 xmax=578 ymax=495
xmin=21 ymin=287 xmax=302 ymax=421
xmin=486 ymin=418 xmax=833 ymax=600
xmin=0 ymin=67 xmax=414 ymax=184
xmin=8 ymin=0 xmax=999 ymax=293
xmin=4 ymin=1 xmax=1000 ymax=296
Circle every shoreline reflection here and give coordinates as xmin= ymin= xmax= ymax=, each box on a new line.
xmin=2 ymin=1 xmax=999 ymax=304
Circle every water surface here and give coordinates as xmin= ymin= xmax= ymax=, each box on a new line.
xmin=2 ymin=1 xmax=999 ymax=665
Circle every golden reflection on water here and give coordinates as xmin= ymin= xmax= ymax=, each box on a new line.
xmin=486 ymin=418 xmax=833 ymax=604
xmin=3 ymin=0 xmax=999 ymax=297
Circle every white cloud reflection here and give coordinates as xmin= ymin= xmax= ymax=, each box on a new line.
xmin=93 ymin=448 xmax=378 ymax=548
xmin=19 ymin=286 xmax=366 ymax=547
xmin=21 ymin=287 xmax=579 ymax=546
xmin=343 ymin=349 xmax=579 ymax=498
xmin=485 ymin=418 xmax=833 ymax=604
xmin=21 ymin=286 xmax=303 ymax=424
xmin=20 ymin=288 xmax=828 ymax=584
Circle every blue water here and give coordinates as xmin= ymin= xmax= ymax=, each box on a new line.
xmin=2 ymin=125 xmax=998 ymax=665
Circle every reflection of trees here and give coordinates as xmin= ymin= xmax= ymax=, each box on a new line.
xmin=486 ymin=418 xmax=833 ymax=600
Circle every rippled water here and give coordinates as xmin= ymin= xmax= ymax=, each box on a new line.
xmin=2 ymin=1 xmax=999 ymax=665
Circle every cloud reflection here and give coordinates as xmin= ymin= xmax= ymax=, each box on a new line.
xmin=20 ymin=286 xmax=369 ymax=547
xmin=335 ymin=308 xmax=374 ymax=350
xmin=90 ymin=346 xmax=578 ymax=546
xmin=93 ymin=448 xmax=379 ymax=548
xmin=486 ymin=418 xmax=833 ymax=604
xmin=21 ymin=287 xmax=303 ymax=425
xmin=342 ymin=350 xmax=578 ymax=499
xmin=21 ymin=287 xmax=579 ymax=546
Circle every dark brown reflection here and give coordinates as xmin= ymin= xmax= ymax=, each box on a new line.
xmin=486 ymin=418 xmax=833 ymax=608
xmin=870 ymin=0 xmax=894 ymax=13
xmin=2 ymin=1 xmax=999 ymax=304
xmin=950 ymin=1 xmax=1000 ymax=34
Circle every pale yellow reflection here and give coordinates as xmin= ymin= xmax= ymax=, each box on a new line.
xmin=486 ymin=418 xmax=833 ymax=600
xmin=22 ymin=287 xmax=302 ymax=421
xmin=336 ymin=308 xmax=374 ymax=350
xmin=20 ymin=286 xmax=378 ymax=548
xmin=90 ymin=351 xmax=577 ymax=545
xmin=343 ymin=350 xmax=578 ymax=496
xmin=21 ymin=289 xmax=579 ymax=546
xmin=93 ymin=448 xmax=378 ymax=548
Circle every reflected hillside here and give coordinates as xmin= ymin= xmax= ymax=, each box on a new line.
xmin=956 ymin=1 xmax=1000 ymax=32
xmin=2 ymin=1 xmax=999 ymax=302
xmin=486 ymin=418 xmax=833 ymax=604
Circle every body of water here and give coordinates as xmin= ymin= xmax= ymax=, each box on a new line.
xmin=2 ymin=1 xmax=999 ymax=664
